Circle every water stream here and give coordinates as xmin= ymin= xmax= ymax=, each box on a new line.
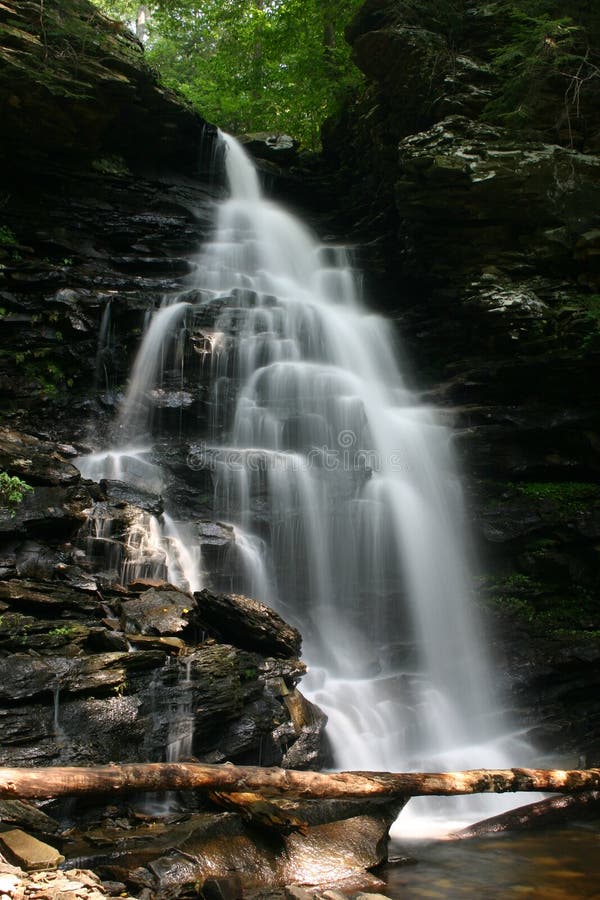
xmin=77 ymin=132 xmax=537 ymax=834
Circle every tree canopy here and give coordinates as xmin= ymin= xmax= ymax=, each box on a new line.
xmin=91 ymin=1 xmax=365 ymax=148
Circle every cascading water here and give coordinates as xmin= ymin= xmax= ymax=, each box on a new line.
xmin=77 ymin=131 xmax=535 ymax=833
xmin=202 ymin=134 xmax=535 ymax=835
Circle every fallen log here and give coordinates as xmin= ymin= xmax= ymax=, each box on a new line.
xmin=452 ymin=790 xmax=600 ymax=839
xmin=0 ymin=764 xmax=598 ymax=801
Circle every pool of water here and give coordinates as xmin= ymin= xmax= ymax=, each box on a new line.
xmin=383 ymin=821 xmax=600 ymax=899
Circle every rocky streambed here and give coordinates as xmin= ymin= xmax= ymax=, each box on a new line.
xmin=0 ymin=422 xmax=411 ymax=897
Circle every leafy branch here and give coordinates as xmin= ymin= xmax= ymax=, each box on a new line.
xmin=0 ymin=473 xmax=33 ymax=516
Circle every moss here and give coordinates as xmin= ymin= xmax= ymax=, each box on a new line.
xmin=483 ymin=571 xmax=599 ymax=634
xmin=92 ymin=155 xmax=131 ymax=176
xmin=481 ymin=565 xmax=599 ymax=635
xmin=510 ymin=481 xmax=600 ymax=513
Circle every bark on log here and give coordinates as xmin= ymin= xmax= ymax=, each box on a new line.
xmin=208 ymin=790 xmax=309 ymax=834
xmin=0 ymin=764 xmax=598 ymax=801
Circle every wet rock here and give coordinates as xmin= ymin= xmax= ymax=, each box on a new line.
xmin=0 ymin=650 xmax=164 ymax=702
xmin=281 ymin=690 xmax=331 ymax=771
xmin=0 ymin=428 xmax=81 ymax=487
xmin=85 ymin=799 xmax=404 ymax=895
xmin=99 ymin=481 xmax=163 ymax=517
xmin=125 ymin=634 xmax=186 ymax=654
xmin=0 ymin=484 xmax=93 ymax=537
xmin=0 ymin=799 xmax=59 ymax=836
xmin=395 ymin=116 xmax=600 ymax=288
xmin=0 ymin=614 xmax=91 ymax=655
xmin=86 ymin=627 xmax=131 ymax=654
xmin=0 ymin=830 xmax=64 ymax=871
xmin=119 ymin=588 xmax=194 ymax=637
xmin=201 ymin=875 xmax=243 ymax=900
xmin=240 ymin=133 xmax=300 ymax=165
xmin=0 ymin=578 xmax=100 ymax=614
xmin=195 ymin=589 xmax=302 ymax=658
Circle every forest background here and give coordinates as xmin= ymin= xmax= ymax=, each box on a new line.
xmin=90 ymin=0 xmax=600 ymax=150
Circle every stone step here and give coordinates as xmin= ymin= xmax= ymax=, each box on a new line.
xmin=0 ymin=829 xmax=64 ymax=871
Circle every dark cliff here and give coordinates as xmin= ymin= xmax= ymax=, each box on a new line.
xmin=322 ymin=0 xmax=600 ymax=758
xmin=0 ymin=0 xmax=328 ymax=800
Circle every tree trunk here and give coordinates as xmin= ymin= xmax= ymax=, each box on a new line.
xmin=136 ymin=5 xmax=148 ymax=42
xmin=0 ymin=764 xmax=598 ymax=801
xmin=452 ymin=790 xmax=600 ymax=839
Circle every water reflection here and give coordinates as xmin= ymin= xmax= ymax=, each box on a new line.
xmin=384 ymin=822 xmax=600 ymax=898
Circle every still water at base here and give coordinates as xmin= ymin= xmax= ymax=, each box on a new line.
xmin=383 ymin=822 xmax=600 ymax=898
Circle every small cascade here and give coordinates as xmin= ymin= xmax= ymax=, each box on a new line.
xmin=139 ymin=656 xmax=197 ymax=814
xmin=52 ymin=677 xmax=63 ymax=737
xmin=96 ymin=299 xmax=113 ymax=396
xmin=52 ymin=675 xmax=70 ymax=761
xmin=162 ymin=514 xmax=203 ymax=594
xmin=79 ymin=503 xmax=202 ymax=594
xmin=76 ymin=447 xmax=163 ymax=493
xmin=230 ymin=526 xmax=273 ymax=605
xmin=117 ymin=301 xmax=192 ymax=441
xmin=165 ymin=657 xmax=196 ymax=763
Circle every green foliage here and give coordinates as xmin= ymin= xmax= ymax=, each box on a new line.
xmin=90 ymin=1 xmax=365 ymax=147
xmin=578 ymin=294 xmax=600 ymax=350
xmin=9 ymin=345 xmax=73 ymax=397
xmin=92 ymin=0 xmax=142 ymax=21
xmin=0 ymin=225 xmax=17 ymax=246
xmin=483 ymin=0 xmax=599 ymax=137
xmin=0 ymin=472 xmax=33 ymax=515
xmin=92 ymin=155 xmax=131 ymax=176
xmin=482 ymin=571 xmax=597 ymax=634
xmin=48 ymin=625 xmax=77 ymax=638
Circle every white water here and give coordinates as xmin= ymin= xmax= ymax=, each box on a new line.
xmin=204 ymin=134 xmax=533 ymax=833
xmin=76 ymin=132 xmax=535 ymax=830
xmin=118 ymin=300 xmax=191 ymax=438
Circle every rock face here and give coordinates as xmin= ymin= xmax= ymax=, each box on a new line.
xmin=0 ymin=0 xmax=211 ymax=174
xmin=0 ymin=425 xmax=324 ymax=771
xmin=321 ymin=0 xmax=600 ymax=758
xmin=0 ymin=0 xmax=222 ymax=444
xmin=0 ymin=3 xmax=342 ymax=891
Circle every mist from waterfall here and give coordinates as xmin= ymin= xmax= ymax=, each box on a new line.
xmin=77 ymin=131 xmax=535 ymax=834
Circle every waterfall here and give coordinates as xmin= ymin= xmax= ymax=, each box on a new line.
xmin=77 ymin=131 xmax=534 ymax=831
xmin=208 ymin=133 xmax=536 ymax=834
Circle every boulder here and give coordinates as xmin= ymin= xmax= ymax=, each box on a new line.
xmin=239 ymin=133 xmax=300 ymax=165
xmin=0 ymin=829 xmax=64 ymax=870
xmin=352 ymin=25 xmax=451 ymax=136
xmin=75 ymin=798 xmax=405 ymax=894
xmin=119 ymin=588 xmax=194 ymax=636
xmin=195 ymin=589 xmax=302 ymax=658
